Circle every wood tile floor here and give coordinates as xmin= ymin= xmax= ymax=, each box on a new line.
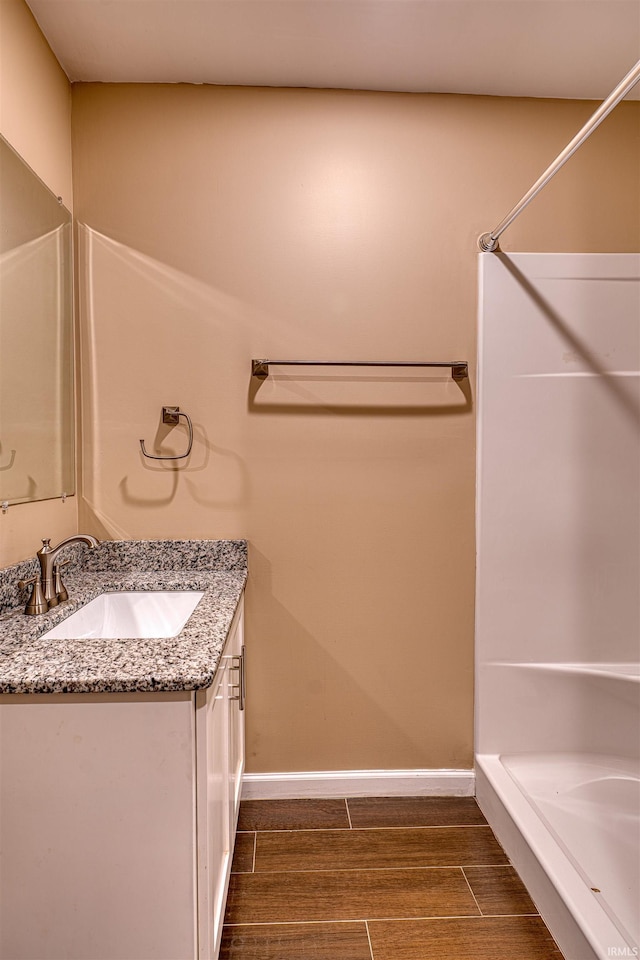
xmin=220 ymin=797 xmax=566 ymax=959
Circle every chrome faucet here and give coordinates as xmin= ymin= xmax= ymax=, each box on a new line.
xmin=37 ymin=535 xmax=100 ymax=608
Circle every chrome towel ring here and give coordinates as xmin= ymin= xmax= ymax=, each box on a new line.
xmin=0 ymin=447 xmax=16 ymax=471
xmin=140 ymin=406 xmax=193 ymax=460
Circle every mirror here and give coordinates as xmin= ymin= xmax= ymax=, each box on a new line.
xmin=0 ymin=134 xmax=75 ymax=505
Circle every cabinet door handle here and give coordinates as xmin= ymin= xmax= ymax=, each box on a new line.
xmin=240 ymin=646 xmax=246 ymax=712
xmin=229 ymin=650 xmax=245 ymax=711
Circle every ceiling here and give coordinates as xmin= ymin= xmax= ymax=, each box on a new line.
xmin=26 ymin=0 xmax=640 ymax=100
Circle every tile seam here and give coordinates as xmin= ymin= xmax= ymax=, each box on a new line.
xmin=223 ymin=919 xmax=384 ymax=926
xmin=365 ymin=914 xmax=549 ymax=923
xmin=222 ymin=913 xmax=506 ymax=927
xmin=244 ymin=825 xmax=353 ymax=832
xmin=249 ymin=823 xmax=490 ymax=832
xmin=249 ymin=863 xmax=509 ymax=874
xmin=460 ymin=866 xmax=484 ymax=917
xmin=345 ymin=797 xmax=353 ymax=829
xmin=364 ymin=919 xmax=375 ymax=960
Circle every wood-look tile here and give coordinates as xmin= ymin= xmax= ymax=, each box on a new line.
xmin=224 ymin=867 xmax=480 ymax=924
xmin=231 ymin=833 xmax=255 ymax=873
xmin=219 ymin=921 xmax=372 ymax=959
xmin=367 ymin=916 xmax=566 ymax=959
xmin=237 ymin=799 xmax=350 ymax=832
xmin=347 ymin=796 xmax=487 ymax=828
xmin=254 ymin=826 xmax=508 ymax=872
xmin=464 ymin=866 xmax=539 ymax=916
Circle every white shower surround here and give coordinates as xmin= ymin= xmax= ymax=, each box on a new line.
xmin=475 ymin=253 xmax=640 ymax=960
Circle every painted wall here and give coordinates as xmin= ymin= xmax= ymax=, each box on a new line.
xmin=0 ymin=0 xmax=77 ymax=566
xmin=71 ymin=83 xmax=639 ymax=774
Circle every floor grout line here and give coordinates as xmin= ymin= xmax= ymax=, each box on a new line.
xmin=345 ymin=797 xmax=353 ymax=829
xmin=223 ymin=912 xmax=544 ymax=927
xmin=224 ymin=919 xmax=371 ymax=927
xmin=245 ymin=864 xmax=509 ymax=874
xmin=364 ymin=919 xmax=375 ymax=960
xmin=243 ymin=823 xmax=490 ymax=832
xmin=460 ymin=865 xmax=485 ymax=917
xmin=251 ymin=831 xmax=257 ymax=873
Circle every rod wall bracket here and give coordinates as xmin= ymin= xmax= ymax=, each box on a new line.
xmin=478 ymin=233 xmax=500 ymax=253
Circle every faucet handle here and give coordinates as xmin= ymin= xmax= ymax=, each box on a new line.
xmin=17 ymin=575 xmax=49 ymax=616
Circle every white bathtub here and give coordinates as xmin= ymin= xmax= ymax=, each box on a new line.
xmin=476 ymin=254 xmax=640 ymax=960
xmin=476 ymin=663 xmax=639 ymax=960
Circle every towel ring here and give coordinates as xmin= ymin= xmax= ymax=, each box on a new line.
xmin=0 ymin=447 xmax=16 ymax=471
xmin=140 ymin=406 xmax=193 ymax=460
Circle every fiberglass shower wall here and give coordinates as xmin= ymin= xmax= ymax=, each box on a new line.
xmin=476 ymin=252 xmax=640 ymax=757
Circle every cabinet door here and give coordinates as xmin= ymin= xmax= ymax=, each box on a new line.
xmin=226 ymin=598 xmax=245 ymax=831
xmin=196 ymin=668 xmax=231 ymax=960
xmin=195 ymin=595 xmax=246 ymax=960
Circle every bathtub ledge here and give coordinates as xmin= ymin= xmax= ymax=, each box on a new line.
xmin=476 ymin=753 xmax=636 ymax=960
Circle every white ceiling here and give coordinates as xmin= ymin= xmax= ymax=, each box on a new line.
xmin=26 ymin=0 xmax=640 ymax=100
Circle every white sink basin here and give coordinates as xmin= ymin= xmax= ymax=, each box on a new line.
xmin=40 ymin=591 xmax=204 ymax=640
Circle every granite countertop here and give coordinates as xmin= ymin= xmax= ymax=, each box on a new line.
xmin=0 ymin=540 xmax=247 ymax=696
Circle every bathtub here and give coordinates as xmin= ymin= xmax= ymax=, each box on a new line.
xmin=476 ymin=253 xmax=640 ymax=960
xmin=476 ymin=662 xmax=639 ymax=960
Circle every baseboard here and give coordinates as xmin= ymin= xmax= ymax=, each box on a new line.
xmin=241 ymin=768 xmax=475 ymax=800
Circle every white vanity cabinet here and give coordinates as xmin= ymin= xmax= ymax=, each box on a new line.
xmin=196 ymin=596 xmax=245 ymax=957
xmin=0 ymin=596 xmax=244 ymax=960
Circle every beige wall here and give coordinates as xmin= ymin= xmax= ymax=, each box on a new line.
xmin=0 ymin=0 xmax=72 ymax=205
xmin=0 ymin=0 xmax=77 ymax=567
xmin=72 ymin=84 xmax=639 ymax=773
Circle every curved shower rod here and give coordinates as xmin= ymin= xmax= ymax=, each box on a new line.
xmin=478 ymin=58 xmax=640 ymax=253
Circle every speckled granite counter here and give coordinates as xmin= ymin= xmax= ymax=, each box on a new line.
xmin=0 ymin=540 xmax=247 ymax=695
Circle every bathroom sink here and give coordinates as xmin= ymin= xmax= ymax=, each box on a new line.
xmin=39 ymin=591 xmax=204 ymax=640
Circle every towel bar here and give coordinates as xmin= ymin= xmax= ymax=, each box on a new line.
xmin=251 ymin=360 xmax=468 ymax=381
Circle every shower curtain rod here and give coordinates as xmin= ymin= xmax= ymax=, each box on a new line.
xmin=478 ymin=58 xmax=640 ymax=252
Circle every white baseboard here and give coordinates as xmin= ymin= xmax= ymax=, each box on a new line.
xmin=241 ymin=768 xmax=475 ymax=800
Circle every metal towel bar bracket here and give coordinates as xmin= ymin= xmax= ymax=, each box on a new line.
xmin=251 ymin=359 xmax=468 ymax=381
xmin=139 ymin=406 xmax=193 ymax=460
